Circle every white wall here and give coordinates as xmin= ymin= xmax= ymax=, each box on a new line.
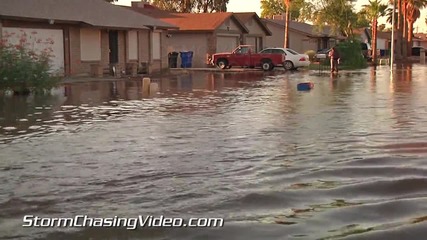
xmin=377 ymin=39 xmax=387 ymax=49
xmin=80 ymin=28 xmax=101 ymax=61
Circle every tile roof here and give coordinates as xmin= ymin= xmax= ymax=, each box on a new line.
xmin=234 ymin=12 xmax=272 ymax=36
xmin=356 ymin=28 xmax=392 ymax=40
xmin=0 ymin=0 xmax=176 ymax=29
xmin=414 ymin=33 xmax=427 ymax=41
xmin=377 ymin=31 xmax=391 ymax=40
xmin=262 ymin=18 xmax=343 ymax=38
xmin=129 ymin=6 xmax=248 ymax=33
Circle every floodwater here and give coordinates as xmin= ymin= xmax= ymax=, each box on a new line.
xmin=1 ymin=66 xmax=427 ymax=240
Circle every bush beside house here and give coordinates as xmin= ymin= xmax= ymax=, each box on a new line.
xmin=0 ymin=32 xmax=61 ymax=95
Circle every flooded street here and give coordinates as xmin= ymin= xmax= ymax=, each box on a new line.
xmin=1 ymin=66 xmax=427 ymax=240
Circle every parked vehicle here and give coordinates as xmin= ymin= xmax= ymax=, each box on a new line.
xmin=314 ymin=42 xmax=372 ymax=62
xmin=259 ymin=48 xmax=310 ymax=70
xmin=360 ymin=42 xmax=372 ymax=61
xmin=211 ymin=45 xmax=285 ymax=71
xmin=313 ymin=48 xmax=331 ymax=62
xmin=412 ymin=46 xmax=425 ymax=56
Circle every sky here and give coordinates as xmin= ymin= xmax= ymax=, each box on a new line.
xmin=116 ymin=0 xmax=427 ymax=32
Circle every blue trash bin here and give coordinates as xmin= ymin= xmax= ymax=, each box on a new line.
xmin=180 ymin=51 xmax=193 ymax=68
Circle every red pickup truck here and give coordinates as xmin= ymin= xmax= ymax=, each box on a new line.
xmin=211 ymin=45 xmax=285 ymax=71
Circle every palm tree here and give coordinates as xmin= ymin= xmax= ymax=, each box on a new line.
xmin=362 ymin=0 xmax=388 ymax=64
xmin=283 ymin=0 xmax=291 ymax=48
xmin=405 ymin=0 xmax=427 ymax=55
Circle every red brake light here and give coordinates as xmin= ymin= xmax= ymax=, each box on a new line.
xmin=299 ymin=57 xmax=306 ymax=61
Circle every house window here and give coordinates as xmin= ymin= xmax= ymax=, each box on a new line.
xmin=128 ymin=31 xmax=138 ymax=60
xmin=80 ymin=28 xmax=101 ymax=61
xmin=152 ymin=32 xmax=161 ymax=60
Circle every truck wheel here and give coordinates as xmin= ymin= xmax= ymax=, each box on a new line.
xmin=284 ymin=60 xmax=294 ymax=70
xmin=216 ymin=59 xmax=228 ymax=69
xmin=261 ymin=61 xmax=273 ymax=71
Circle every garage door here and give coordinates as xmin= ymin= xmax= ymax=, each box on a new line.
xmin=216 ymin=35 xmax=239 ymax=53
xmin=2 ymin=27 xmax=64 ymax=75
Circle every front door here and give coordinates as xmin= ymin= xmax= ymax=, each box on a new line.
xmin=109 ymin=30 xmax=119 ymax=64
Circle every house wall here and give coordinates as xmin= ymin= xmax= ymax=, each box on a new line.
xmin=377 ymin=38 xmax=387 ymax=50
xmin=166 ymin=32 xmax=210 ymax=68
xmin=0 ymin=21 xmax=3 ymax=40
xmin=218 ymin=18 xmax=241 ymax=32
xmin=242 ymin=17 xmax=267 ymax=51
xmin=69 ymin=26 xmax=105 ymax=76
xmin=138 ymin=29 xmax=150 ymax=68
xmin=160 ymin=31 xmax=169 ymax=72
xmin=137 ymin=29 xmax=168 ymax=74
xmin=288 ymin=31 xmax=317 ymax=53
xmin=127 ymin=30 xmax=138 ymax=61
xmin=264 ymin=22 xmax=318 ymax=53
xmin=70 ymin=28 xmax=130 ymax=76
xmin=80 ymin=28 xmax=101 ymax=61
xmin=264 ymin=22 xmax=284 ymax=48
xmin=118 ymin=30 xmax=126 ymax=71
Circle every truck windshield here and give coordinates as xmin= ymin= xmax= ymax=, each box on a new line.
xmin=235 ymin=47 xmax=250 ymax=54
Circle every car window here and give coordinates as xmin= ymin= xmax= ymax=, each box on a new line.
xmin=273 ymin=49 xmax=286 ymax=54
xmin=286 ymin=49 xmax=298 ymax=55
xmin=260 ymin=49 xmax=272 ymax=53
xmin=235 ymin=47 xmax=250 ymax=54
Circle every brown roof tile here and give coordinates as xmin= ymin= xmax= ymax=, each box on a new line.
xmin=262 ymin=18 xmax=344 ymax=38
xmin=129 ymin=6 xmax=248 ymax=32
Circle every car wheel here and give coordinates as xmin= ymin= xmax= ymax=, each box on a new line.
xmin=216 ymin=59 xmax=228 ymax=69
xmin=261 ymin=61 xmax=273 ymax=71
xmin=284 ymin=60 xmax=294 ymax=70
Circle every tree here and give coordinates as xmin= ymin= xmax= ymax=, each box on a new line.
xmin=284 ymin=0 xmax=291 ymax=48
xmin=194 ymin=0 xmax=228 ymax=12
xmin=361 ymin=0 xmax=387 ymax=64
xmin=405 ymin=0 xmax=427 ymax=55
xmin=355 ymin=10 xmax=371 ymax=28
xmin=378 ymin=23 xmax=386 ymax=31
xmin=260 ymin=0 xmax=313 ymax=21
xmin=312 ymin=0 xmax=358 ymax=38
xmin=150 ymin=0 xmax=228 ymax=13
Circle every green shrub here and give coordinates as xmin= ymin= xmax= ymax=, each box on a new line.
xmin=0 ymin=32 xmax=61 ymax=94
xmin=317 ymin=40 xmax=368 ymax=70
xmin=304 ymin=50 xmax=316 ymax=62
xmin=335 ymin=40 xmax=368 ymax=69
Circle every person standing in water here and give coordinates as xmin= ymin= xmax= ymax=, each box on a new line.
xmin=328 ymin=47 xmax=340 ymax=73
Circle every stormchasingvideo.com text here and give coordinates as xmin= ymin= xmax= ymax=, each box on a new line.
xmin=23 ymin=215 xmax=224 ymax=229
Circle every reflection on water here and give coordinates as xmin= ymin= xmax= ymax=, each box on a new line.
xmin=1 ymin=66 xmax=427 ymax=240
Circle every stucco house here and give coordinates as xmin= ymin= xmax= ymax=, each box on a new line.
xmin=262 ymin=18 xmax=344 ymax=53
xmin=412 ymin=33 xmax=427 ymax=48
xmin=354 ymin=27 xmax=392 ymax=57
xmin=0 ymin=0 xmax=177 ymax=77
xmin=129 ymin=2 xmax=252 ymax=68
xmin=233 ymin=13 xmax=272 ymax=52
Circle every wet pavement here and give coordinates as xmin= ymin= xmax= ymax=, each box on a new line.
xmin=0 ymin=66 xmax=427 ymax=239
